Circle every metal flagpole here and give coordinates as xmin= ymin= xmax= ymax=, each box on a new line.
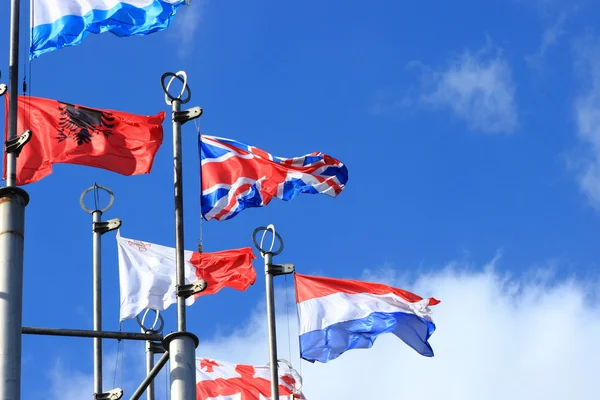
xmin=252 ymin=225 xmax=295 ymax=399
xmin=136 ymin=309 xmax=166 ymax=400
xmin=79 ymin=184 xmax=122 ymax=400
xmin=0 ymin=0 xmax=31 ymax=398
xmin=145 ymin=340 xmax=155 ymax=400
xmin=160 ymin=71 xmax=204 ymax=400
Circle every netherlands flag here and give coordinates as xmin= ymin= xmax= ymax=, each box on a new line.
xmin=199 ymin=135 xmax=348 ymax=221
xmin=294 ymin=273 xmax=440 ymax=363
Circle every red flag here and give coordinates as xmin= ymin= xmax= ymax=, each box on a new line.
xmin=190 ymin=248 xmax=257 ymax=299
xmin=3 ymin=95 xmax=165 ymax=185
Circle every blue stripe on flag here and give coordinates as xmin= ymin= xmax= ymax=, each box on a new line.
xmin=30 ymin=0 xmax=185 ymax=59
xmin=299 ymin=311 xmax=436 ymax=363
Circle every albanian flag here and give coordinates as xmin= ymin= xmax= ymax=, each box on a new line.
xmin=3 ymin=95 xmax=165 ymax=185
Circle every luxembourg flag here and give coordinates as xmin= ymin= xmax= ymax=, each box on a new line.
xmin=294 ymin=273 xmax=440 ymax=363
xmin=30 ymin=0 xmax=188 ymax=59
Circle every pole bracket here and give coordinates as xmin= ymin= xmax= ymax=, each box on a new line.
xmin=177 ymin=279 xmax=207 ymax=298
xmin=173 ymin=106 xmax=202 ymax=125
xmin=94 ymin=388 xmax=123 ymax=400
xmin=0 ymin=83 xmax=6 ymax=96
xmin=5 ymin=129 xmax=31 ymax=157
xmin=93 ymin=218 xmax=122 ymax=235
xmin=149 ymin=340 xmax=166 ymax=354
xmin=268 ymin=263 xmax=295 ymax=276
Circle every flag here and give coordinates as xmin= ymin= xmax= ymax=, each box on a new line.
xmin=30 ymin=0 xmax=188 ymax=59
xmin=199 ymin=135 xmax=348 ymax=221
xmin=294 ymin=273 xmax=440 ymax=363
xmin=116 ymin=231 xmax=256 ymax=321
xmin=196 ymin=358 xmax=306 ymax=400
xmin=3 ymin=95 xmax=164 ymax=185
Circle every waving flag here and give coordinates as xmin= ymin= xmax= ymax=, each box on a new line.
xmin=4 ymin=95 xmax=164 ymax=185
xmin=30 ymin=0 xmax=187 ymax=59
xmin=196 ymin=358 xmax=306 ymax=399
xmin=116 ymin=231 xmax=256 ymax=321
xmin=294 ymin=273 xmax=440 ymax=363
xmin=199 ymin=135 xmax=348 ymax=221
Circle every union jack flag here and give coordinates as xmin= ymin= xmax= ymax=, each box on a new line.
xmin=199 ymin=135 xmax=348 ymax=221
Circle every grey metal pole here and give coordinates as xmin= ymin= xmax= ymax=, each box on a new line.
xmin=161 ymin=71 xmax=201 ymax=400
xmin=6 ymin=0 xmax=20 ymax=186
xmin=92 ymin=209 xmax=103 ymax=396
xmin=145 ymin=339 xmax=155 ymax=400
xmin=252 ymin=225 xmax=295 ymax=400
xmin=264 ymin=252 xmax=280 ymax=399
xmin=165 ymin=332 xmax=198 ymax=400
xmin=22 ymin=326 xmax=162 ymax=341
xmin=172 ymin=98 xmax=187 ymax=332
xmin=0 ymin=1 xmax=27 ymax=398
xmin=79 ymin=184 xmax=120 ymax=399
xmin=0 ymin=188 xmax=28 ymax=400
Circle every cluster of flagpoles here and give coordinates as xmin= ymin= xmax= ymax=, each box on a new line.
xmin=0 ymin=0 xmax=296 ymax=397
xmin=1 ymin=1 xmax=439 ymax=399
xmin=0 ymin=1 xmax=203 ymax=398
xmin=0 ymin=1 xmax=301 ymax=397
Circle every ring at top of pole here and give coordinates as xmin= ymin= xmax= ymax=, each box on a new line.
xmin=136 ymin=309 xmax=164 ymax=334
xmin=79 ymin=183 xmax=114 ymax=214
xmin=252 ymin=224 xmax=284 ymax=256
xmin=161 ymin=70 xmax=191 ymax=105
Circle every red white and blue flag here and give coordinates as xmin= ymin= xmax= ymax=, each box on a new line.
xmin=294 ymin=273 xmax=440 ymax=363
xmin=199 ymin=135 xmax=348 ymax=221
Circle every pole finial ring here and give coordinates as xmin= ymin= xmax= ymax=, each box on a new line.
xmin=161 ymin=71 xmax=191 ymax=105
xmin=252 ymin=224 xmax=284 ymax=256
xmin=79 ymin=183 xmax=114 ymax=214
xmin=136 ymin=309 xmax=164 ymax=334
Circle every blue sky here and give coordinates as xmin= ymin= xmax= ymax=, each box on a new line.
xmin=1 ymin=0 xmax=600 ymax=398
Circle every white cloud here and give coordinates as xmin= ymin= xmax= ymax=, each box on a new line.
xmin=415 ymin=44 xmax=519 ymax=134
xmin=526 ymin=13 xmax=567 ymax=67
xmin=572 ymin=36 xmax=600 ymax=209
xmin=197 ymin=258 xmax=599 ymax=400
xmin=169 ymin=0 xmax=206 ymax=58
xmin=45 ymin=257 xmax=600 ymax=399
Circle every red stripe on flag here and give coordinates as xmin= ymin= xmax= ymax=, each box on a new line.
xmin=294 ymin=273 xmax=441 ymax=305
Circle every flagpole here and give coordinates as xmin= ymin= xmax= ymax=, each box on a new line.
xmin=252 ymin=225 xmax=295 ymax=400
xmin=0 ymin=0 xmax=29 ymax=398
xmin=161 ymin=71 xmax=203 ymax=400
xmin=265 ymin=251 xmax=280 ymax=399
xmin=79 ymin=184 xmax=121 ymax=399
xmin=136 ymin=309 xmax=165 ymax=400
xmin=6 ymin=0 xmax=19 ymax=187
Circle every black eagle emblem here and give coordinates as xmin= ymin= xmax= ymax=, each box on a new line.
xmin=57 ymin=102 xmax=116 ymax=146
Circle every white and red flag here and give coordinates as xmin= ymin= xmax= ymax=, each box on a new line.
xmin=196 ymin=358 xmax=306 ymax=400
xmin=116 ymin=231 xmax=256 ymax=321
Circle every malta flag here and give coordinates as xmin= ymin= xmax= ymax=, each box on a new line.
xmin=116 ymin=231 xmax=256 ymax=321
xmin=196 ymin=358 xmax=306 ymax=400
xmin=4 ymin=95 xmax=165 ymax=185
xmin=295 ymin=273 xmax=440 ymax=363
